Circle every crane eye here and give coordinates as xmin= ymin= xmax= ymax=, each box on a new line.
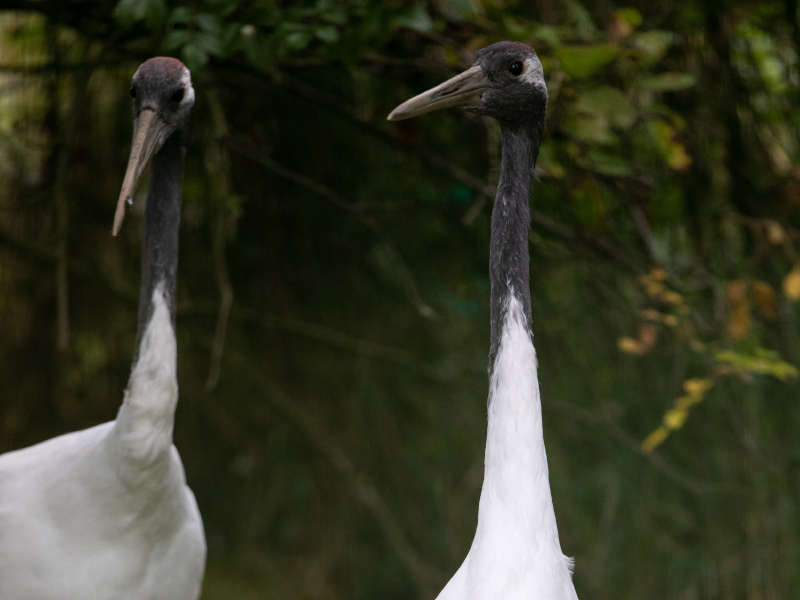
xmin=170 ymin=88 xmax=185 ymax=103
xmin=130 ymin=86 xmax=137 ymax=98
xmin=509 ymin=61 xmax=524 ymax=76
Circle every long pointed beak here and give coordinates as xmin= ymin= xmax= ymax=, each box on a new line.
xmin=387 ymin=65 xmax=491 ymax=121
xmin=112 ymin=109 xmax=169 ymax=236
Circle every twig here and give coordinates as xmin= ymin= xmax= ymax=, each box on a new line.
xmin=276 ymin=73 xmax=642 ymax=273
xmin=212 ymin=67 xmax=643 ymax=273
xmin=204 ymin=90 xmax=236 ymax=390
xmin=226 ymin=130 xmax=436 ymax=319
xmin=218 ymin=346 xmax=446 ymax=597
xmin=0 ymin=227 xmax=138 ymax=306
xmin=628 ymin=202 xmax=659 ymax=264
xmin=0 ymin=228 xmax=437 ymax=377
xmin=543 ymin=398 xmax=742 ymax=497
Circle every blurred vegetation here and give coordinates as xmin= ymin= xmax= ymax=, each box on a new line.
xmin=2 ymin=0 xmax=800 ymax=597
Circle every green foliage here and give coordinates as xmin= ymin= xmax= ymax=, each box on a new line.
xmin=716 ymin=348 xmax=800 ymax=381
xmin=3 ymin=0 xmax=800 ymax=598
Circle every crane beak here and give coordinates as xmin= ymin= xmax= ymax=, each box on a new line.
xmin=387 ymin=65 xmax=491 ymax=121
xmin=112 ymin=109 xmax=169 ymax=236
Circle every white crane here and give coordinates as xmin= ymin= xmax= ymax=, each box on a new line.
xmin=0 ymin=57 xmax=206 ymax=600
xmin=389 ymin=42 xmax=579 ymax=600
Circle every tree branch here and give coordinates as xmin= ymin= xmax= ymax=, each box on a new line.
xmin=543 ymin=398 xmax=742 ymax=497
xmin=219 ymin=347 xmax=446 ymax=597
xmin=226 ymin=130 xmax=436 ymax=319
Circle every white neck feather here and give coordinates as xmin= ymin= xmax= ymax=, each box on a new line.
xmin=438 ymin=291 xmax=577 ymax=599
xmin=111 ymin=283 xmax=178 ymax=472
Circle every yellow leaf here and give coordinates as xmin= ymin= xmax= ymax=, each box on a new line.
xmin=683 ymin=377 xmax=713 ymax=397
xmin=642 ymin=426 xmax=669 ymax=453
xmin=641 ymin=308 xmax=661 ymax=321
xmin=783 ymin=266 xmax=800 ymax=300
xmin=651 ymin=268 xmax=668 ymax=281
xmin=765 ymin=220 xmax=785 ymax=244
xmin=689 ymin=338 xmax=705 ymax=352
xmin=728 ymin=301 xmax=751 ymax=340
xmin=664 ymin=407 xmax=687 ymax=430
xmin=752 ymin=281 xmax=778 ymax=320
xmin=662 ymin=290 xmax=684 ymax=305
xmin=618 ymin=337 xmax=644 ymax=354
xmin=727 ymin=280 xmax=747 ymax=304
xmin=645 ymin=281 xmax=665 ymax=297
xmin=638 ymin=323 xmax=658 ymax=349
xmin=662 ymin=314 xmax=678 ymax=327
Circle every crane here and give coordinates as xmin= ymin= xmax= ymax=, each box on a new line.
xmin=0 ymin=57 xmax=206 ymax=600
xmin=388 ymin=42 xmax=579 ymax=600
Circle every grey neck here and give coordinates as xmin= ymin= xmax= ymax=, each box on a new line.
xmin=488 ymin=124 xmax=541 ymax=375
xmin=133 ymin=128 xmax=186 ymax=364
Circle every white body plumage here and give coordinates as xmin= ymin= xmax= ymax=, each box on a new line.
xmin=0 ymin=289 xmax=205 ymax=600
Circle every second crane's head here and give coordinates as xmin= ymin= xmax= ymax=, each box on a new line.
xmin=113 ymin=57 xmax=195 ymax=235
xmin=387 ymin=41 xmax=547 ymax=129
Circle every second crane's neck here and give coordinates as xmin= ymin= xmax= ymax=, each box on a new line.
xmin=133 ymin=127 xmax=186 ymax=364
xmin=474 ymin=123 xmax=570 ymax=571
xmin=488 ymin=125 xmax=539 ymax=371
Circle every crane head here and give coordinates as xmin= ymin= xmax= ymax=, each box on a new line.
xmin=113 ymin=57 xmax=195 ymax=236
xmin=387 ymin=42 xmax=547 ymax=127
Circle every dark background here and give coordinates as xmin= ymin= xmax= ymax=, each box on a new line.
xmin=1 ymin=0 xmax=799 ymax=597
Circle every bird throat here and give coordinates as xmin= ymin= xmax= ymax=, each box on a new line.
xmin=488 ymin=126 xmax=537 ymax=375
xmin=133 ymin=128 xmax=186 ymax=366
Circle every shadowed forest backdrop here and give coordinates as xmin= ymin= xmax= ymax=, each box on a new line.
xmin=1 ymin=0 xmax=800 ymax=598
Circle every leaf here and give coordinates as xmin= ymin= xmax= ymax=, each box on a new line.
xmin=651 ymin=121 xmax=691 ymax=170
xmin=170 ymin=7 xmax=191 ymax=23
xmin=728 ymin=301 xmax=751 ymax=340
xmin=196 ymin=13 xmax=221 ymax=33
xmin=533 ymin=24 xmax=560 ymax=47
xmin=715 ymin=349 xmax=799 ymax=380
xmin=765 ymin=220 xmax=785 ymax=244
xmin=284 ymin=31 xmax=313 ymax=50
xmin=783 ymin=265 xmax=800 ymax=300
xmin=630 ymin=30 xmax=674 ymax=66
xmin=163 ymin=29 xmax=190 ymax=52
xmin=242 ymin=32 xmax=274 ymax=71
xmin=115 ymin=0 xmax=166 ymax=28
xmin=314 ymin=25 xmax=339 ymax=43
xmin=642 ymin=426 xmax=669 ymax=453
xmin=638 ymin=323 xmax=658 ymax=349
xmin=727 ymin=279 xmax=747 ymax=304
xmin=752 ymin=281 xmax=778 ymax=320
xmin=662 ymin=290 xmax=684 ymax=305
xmin=617 ymin=8 xmax=642 ymax=29
xmin=321 ymin=8 xmax=348 ymax=25
xmin=182 ymin=40 xmax=209 ymax=71
xmin=638 ymin=72 xmax=696 ymax=91
xmin=438 ymin=0 xmax=482 ymax=21
xmin=683 ymin=378 xmax=713 ymax=397
xmin=555 ymin=44 xmax=617 ymax=78
xmin=663 ymin=407 xmax=687 ymax=430
xmin=618 ymin=337 xmax=644 ymax=355
xmin=393 ymin=6 xmax=433 ymax=32
xmin=581 ymin=149 xmax=632 ymax=176
xmin=571 ymin=178 xmax=606 ymax=229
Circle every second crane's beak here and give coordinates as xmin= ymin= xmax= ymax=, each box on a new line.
xmin=387 ymin=64 xmax=491 ymax=121
xmin=112 ymin=109 xmax=169 ymax=236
